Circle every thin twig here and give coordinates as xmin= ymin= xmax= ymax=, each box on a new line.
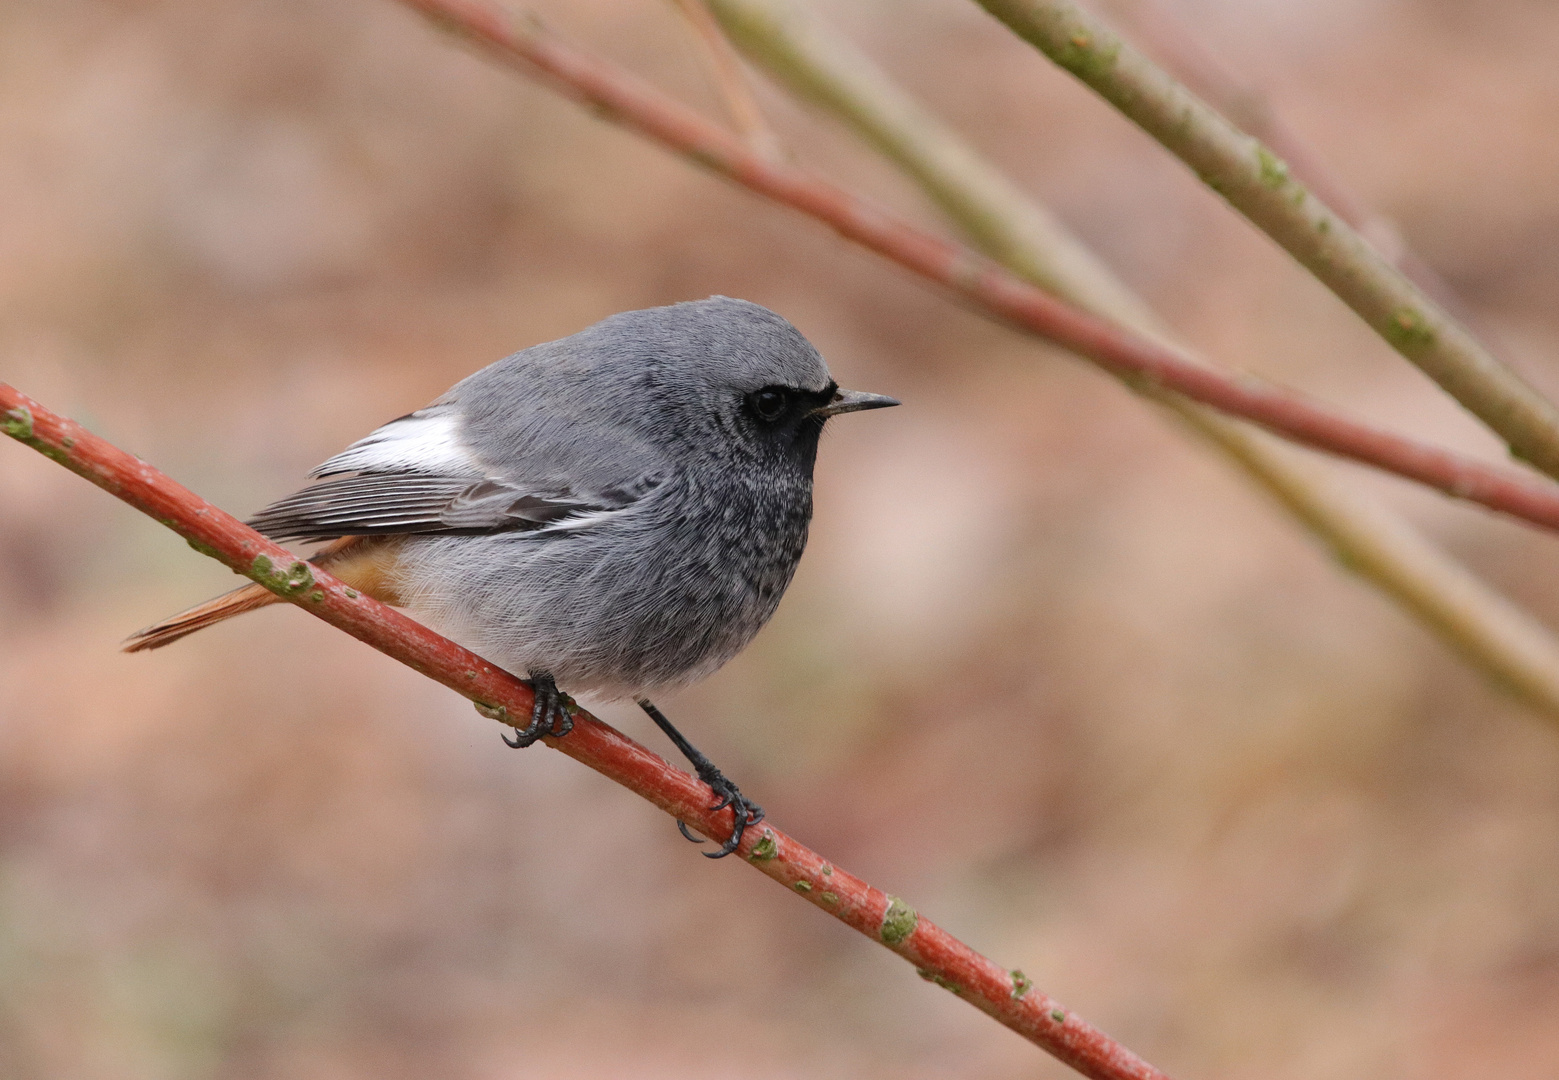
xmin=698 ymin=0 xmax=1559 ymax=717
xmin=0 ymin=384 xmax=1175 ymax=1080
xmin=972 ymin=0 xmax=1559 ymax=480
xmin=399 ymin=2 xmax=1559 ymax=537
xmin=1115 ymin=0 xmax=1473 ymax=323
xmin=706 ymin=0 xmax=1154 ymax=324
xmin=1119 ymin=2 xmax=1388 ymax=244
xmin=669 ymin=0 xmax=783 ymax=158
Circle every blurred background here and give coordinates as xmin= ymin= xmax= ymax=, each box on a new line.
xmin=5 ymin=0 xmax=1559 ymax=1076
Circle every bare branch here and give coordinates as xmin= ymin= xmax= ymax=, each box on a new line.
xmin=668 ymin=0 xmax=783 ymax=158
xmin=1116 ymin=0 xmax=1512 ymax=365
xmin=1115 ymin=0 xmax=1463 ymax=313
xmin=707 ymin=0 xmax=1152 ymax=323
xmin=972 ymin=0 xmax=1559 ymax=480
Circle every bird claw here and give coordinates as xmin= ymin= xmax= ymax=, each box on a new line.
xmin=499 ymin=672 xmax=574 ymax=748
xmin=688 ymin=763 xmax=764 ymax=859
xmin=499 ymin=726 xmax=532 ymax=749
xmin=636 ymin=697 xmax=762 ymax=859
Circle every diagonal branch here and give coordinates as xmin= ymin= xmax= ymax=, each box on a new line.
xmin=697 ymin=0 xmax=1559 ymax=720
xmin=971 ymin=0 xmax=1559 ymax=480
xmin=669 ymin=0 xmax=783 ymax=158
xmin=398 ymin=1 xmax=1559 ymax=539
xmin=1115 ymin=0 xmax=1442 ymax=291
xmin=705 ymin=0 xmax=1156 ymax=324
xmin=1 ymin=383 xmax=1176 ymax=1080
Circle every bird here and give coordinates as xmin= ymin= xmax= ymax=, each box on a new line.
xmin=123 ymin=296 xmax=898 ymax=855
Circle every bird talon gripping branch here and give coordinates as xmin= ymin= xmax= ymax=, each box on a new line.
xmin=705 ymin=785 xmax=764 ymax=859
xmin=638 ymin=696 xmax=763 ymax=858
xmin=675 ymin=789 xmax=763 ymax=858
xmin=123 ymin=298 xmax=896 ymax=852
xmin=500 ymin=671 xmax=572 ymax=747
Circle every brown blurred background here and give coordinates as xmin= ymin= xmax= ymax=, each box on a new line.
xmin=5 ymin=0 xmax=1559 ymax=1076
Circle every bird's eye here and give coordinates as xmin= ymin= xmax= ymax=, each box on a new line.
xmin=749 ymin=387 xmax=790 ymax=422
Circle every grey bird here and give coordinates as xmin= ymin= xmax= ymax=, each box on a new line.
xmin=123 ymin=297 xmax=898 ymax=855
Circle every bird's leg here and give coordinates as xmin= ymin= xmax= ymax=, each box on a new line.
xmin=500 ymin=671 xmax=575 ymax=748
xmin=636 ymin=697 xmax=763 ymax=858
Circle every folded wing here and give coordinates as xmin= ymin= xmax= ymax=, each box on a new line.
xmin=247 ymin=404 xmax=659 ymax=542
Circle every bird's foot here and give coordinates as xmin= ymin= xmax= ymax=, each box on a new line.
xmin=677 ymin=762 xmax=764 ymax=858
xmin=499 ymin=671 xmax=575 ymax=748
xmin=637 ymin=697 xmax=764 ymax=858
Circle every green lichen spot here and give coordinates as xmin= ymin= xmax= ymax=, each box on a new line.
xmin=344 ymin=588 xmax=359 ymax=599
xmin=1328 ymin=545 xmax=1363 ymax=575
xmin=880 ymin=897 xmax=917 ymax=945
xmin=821 ymin=863 xmax=833 ymax=876
xmin=794 ymin=880 xmax=812 ymax=893
xmin=1050 ymin=1008 xmax=1067 ymax=1024
xmin=252 ymin=554 xmax=314 ymax=596
xmin=186 ymin=537 xmax=221 ymax=559
xmin=746 ymin=830 xmax=778 ymax=863
xmin=820 ymin=891 xmax=838 ymax=905
xmin=308 ymin=590 xmax=325 ymax=603
xmin=422 ymin=7 xmax=467 ymax=37
xmin=2 ymin=406 xmax=34 ymax=440
xmin=1386 ymin=306 xmax=1435 ymax=353
xmin=473 ymin=702 xmax=509 ymax=722
xmin=61 ymin=436 xmax=75 ymax=449
xmin=1317 ymin=217 xmax=1332 ymax=235
xmin=1053 ymin=28 xmax=1119 ymax=82
xmin=1256 ymin=145 xmax=1288 ymax=189
xmin=916 ymin=968 xmax=961 ymax=994
xmin=684 ymin=144 xmax=725 ymax=173
xmin=1011 ymin=970 xmax=1033 ymax=999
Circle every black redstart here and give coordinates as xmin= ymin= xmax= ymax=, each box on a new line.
xmin=125 ymin=296 xmax=898 ymax=855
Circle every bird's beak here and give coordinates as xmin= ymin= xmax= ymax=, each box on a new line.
xmin=814 ymin=388 xmax=901 ymax=417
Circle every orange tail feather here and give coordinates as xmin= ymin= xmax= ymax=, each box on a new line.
xmin=122 ymin=536 xmax=403 ymax=653
xmin=121 ymin=583 xmax=279 ymax=652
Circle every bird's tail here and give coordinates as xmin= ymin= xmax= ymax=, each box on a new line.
xmin=122 ymin=536 xmax=399 ymax=653
xmin=121 ymin=583 xmax=279 ymax=652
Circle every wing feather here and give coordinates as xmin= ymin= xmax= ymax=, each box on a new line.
xmin=246 ymin=475 xmax=477 ymax=541
xmin=246 ymin=473 xmax=662 ymax=542
xmin=251 ymin=402 xmax=665 ymax=542
xmin=309 ymin=407 xmax=478 ymax=478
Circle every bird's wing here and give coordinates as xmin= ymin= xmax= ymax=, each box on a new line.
xmin=247 ymin=405 xmax=662 ymax=543
xmin=308 ymin=406 xmax=480 ymax=479
xmin=244 ymin=474 xmax=648 ymax=541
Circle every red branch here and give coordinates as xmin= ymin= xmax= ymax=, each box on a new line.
xmin=3 ymin=384 xmax=1177 ymax=1076
xmin=396 ymin=0 xmax=1559 ymax=539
